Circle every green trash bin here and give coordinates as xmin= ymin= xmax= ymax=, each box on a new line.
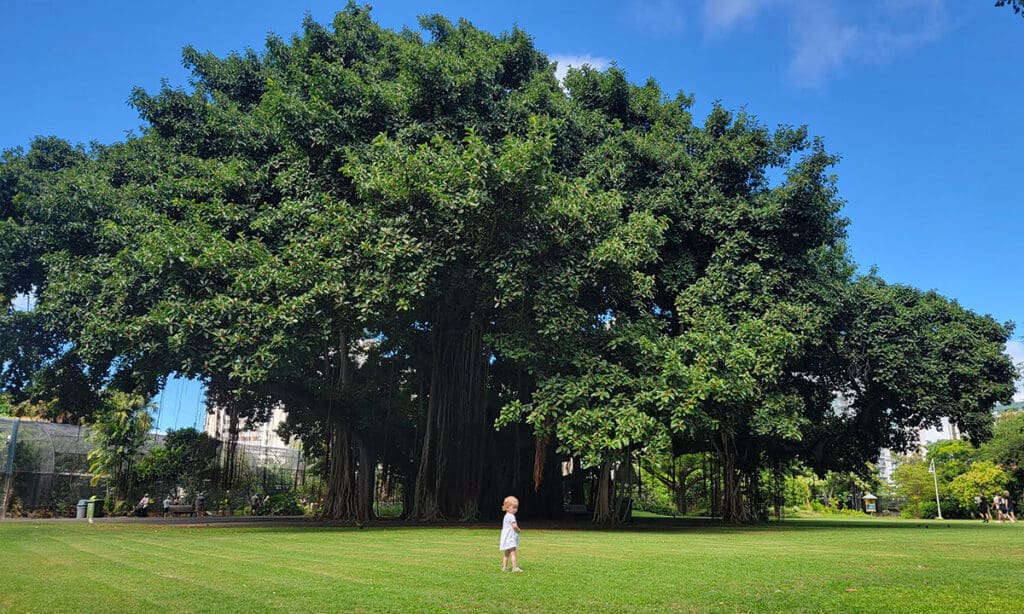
xmin=86 ymin=496 xmax=104 ymax=521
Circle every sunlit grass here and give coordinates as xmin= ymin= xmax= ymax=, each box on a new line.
xmin=1 ymin=517 xmax=1021 ymax=612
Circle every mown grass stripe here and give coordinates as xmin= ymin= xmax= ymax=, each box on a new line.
xmin=1 ymin=518 xmax=1022 ymax=612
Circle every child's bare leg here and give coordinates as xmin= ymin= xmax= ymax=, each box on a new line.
xmin=502 ymin=550 xmax=509 ymax=570
xmin=510 ymin=548 xmax=518 ymax=570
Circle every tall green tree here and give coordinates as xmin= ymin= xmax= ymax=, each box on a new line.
xmin=0 ymin=138 xmax=105 ymax=423
xmin=137 ymin=427 xmax=219 ymax=498
xmin=85 ymin=392 xmax=154 ymax=501
xmin=979 ymin=410 xmax=1024 ymax=493
xmin=501 ymin=68 xmax=854 ymax=521
xmin=926 ymin=439 xmax=976 ymax=485
xmin=892 ymin=456 xmax=934 ymax=518
xmin=24 ymin=5 xmax=583 ymax=522
xmin=4 ymin=5 xmax=1018 ymax=526
xmin=948 ymin=460 xmax=1009 ymax=508
xmin=798 ymin=277 xmax=1017 ymax=479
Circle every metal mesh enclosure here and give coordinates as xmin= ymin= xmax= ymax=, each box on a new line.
xmin=1 ymin=418 xmax=95 ymax=516
xmin=0 ymin=417 xmax=306 ymax=517
xmin=235 ymin=441 xmax=305 ymax=492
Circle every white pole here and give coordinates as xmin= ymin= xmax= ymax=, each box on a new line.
xmin=929 ymin=459 xmax=943 ymax=520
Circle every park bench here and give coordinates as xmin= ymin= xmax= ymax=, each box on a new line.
xmin=567 ymin=504 xmax=589 ymax=515
xmin=165 ymin=504 xmax=195 ymax=517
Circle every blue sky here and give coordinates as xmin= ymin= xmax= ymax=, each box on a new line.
xmin=3 ymin=1 xmax=1022 ymax=428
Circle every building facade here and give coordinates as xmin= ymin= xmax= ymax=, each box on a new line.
xmin=203 ymin=404 xmax=291 ymax=449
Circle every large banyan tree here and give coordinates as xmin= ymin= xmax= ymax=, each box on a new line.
xmin=1 ymin=4 xmax=1017 ymax=522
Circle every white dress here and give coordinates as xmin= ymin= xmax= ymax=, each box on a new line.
xmin=499 ymin=512 xmax=519 ymax=550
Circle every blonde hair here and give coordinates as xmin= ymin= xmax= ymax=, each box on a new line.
xmin=502 ymin=496 xmax=519 ymax=512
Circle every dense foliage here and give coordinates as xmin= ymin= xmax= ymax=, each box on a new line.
xmin=136 ymin=427 xmax=219 ymax=498
xmin=255 ymin=491 xmax=305 ymax=516
xmin=890 ymin=417 xmax=1023 ymax=520
xmin=84 ymin=392 xmax=154 ymax=500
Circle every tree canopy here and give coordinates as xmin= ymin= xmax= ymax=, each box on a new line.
xmin=1 ymin=3 xmax=1017 ymax=522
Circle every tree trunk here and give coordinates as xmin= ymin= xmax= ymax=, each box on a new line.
xmin=318 ymin=332 xmax=376 ymax=523
xmin=593 ymin=461 xmax=614 ymax=523
xmin=709 ymin=451 xmax=721 ymax=519
xmin=676 ymin=484 xmax=688 ymax=515
xmin=615 ymin=454 xmax=636 ymax=522
xmin=412 ymin=318 xmax=487 ymax=521
xmin=646 ymin=459 xmax=698 ymax=515
xmin=712 ymin=432 xmax=758 ymax=523
xmin=323 ymin=422 xmax=375 ymax=522
xmin=220 ymin=404 xmax=240 ymax=491
xmin=721 ymin=451 xmax=742 ymax=523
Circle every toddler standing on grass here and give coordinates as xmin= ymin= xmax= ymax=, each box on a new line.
xmin=499 ymin=496 xmax=522 ymax=572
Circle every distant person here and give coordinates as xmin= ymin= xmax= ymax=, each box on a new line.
xmin=162 ymin=496 xmax=172 ymax=516
xmin=195 ymin=492 xmax=206 ymax=517
xmin=251 ymin=494 xmax=261 ymax=515
xmin=975 ymin=494 xmax=990 ymax=523
xmin=994 ymin=493 xmax=1006 ymax=523
xmin=1003 ymin=491 xmax=1016 ymax=523
xmin=134 ymin=494 xmax=151 ymax=517
xmin=499 ymin=496 xmax=523 ymax=572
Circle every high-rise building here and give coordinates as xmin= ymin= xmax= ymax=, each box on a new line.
xmin=203 ymin=404 xmax=291 ymax=449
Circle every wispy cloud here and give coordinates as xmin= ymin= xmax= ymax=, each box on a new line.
xmin=1007 ymin=340 xmax=1024 ymax=402
xmin=627 ymin=0 xmax=686 ymax=35
xmin=856 ymin=0 xmax=949 ymax=62
xmin=787 ymin=1 xmax=859 ymax=87
xmin=703 ymin=0 xmax=778 ymax=33
xmin=702 ymin=0 xmax=952 ymax=87
xmin=550 ymin=54 xmax=612 ymax=84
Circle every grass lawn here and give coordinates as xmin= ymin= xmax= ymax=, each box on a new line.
xmin=1 ymin=516 xmax=1021 ymax=613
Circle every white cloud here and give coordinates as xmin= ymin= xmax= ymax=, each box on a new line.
xmin=550 ymin=54 xmax=612 ymax=84
xmin=701 ymin=0 xmax=952 ymax=87
xmin=628 ymin=0 xmax=686 ymax=35
xmin=703 ymin=0 xmax=778 ymax=33
xmin=787 ymin=2 xmax=859 ymax=87
xmin=1006 ymin=340 xmax=1024 ymax=402
xmin=852 ymin=0 xmax=949 ymax=63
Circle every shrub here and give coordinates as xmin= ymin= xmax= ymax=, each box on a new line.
xmin=920 ymin=499 xmax=968 ymax=519
xmin=375 ymin=503 xmax=402 ymax=518
xmin=784 ymin=476 xmax=814 ymax=507
xmin=632 ymin=475 xmax=679 ymax=516
xmin=50 ymin=498 xmax=74 ymax=518
xmin=634 ymin=492 xmax=677 ymax=517
xmin=107 ymin=499 xmax=133 ymax=516
xmin=256 ymin=492 xmax=304 ymax=516
xmin=941 ymin=497 xmax=970 ymax=519
xmin=7 ymin=497 xmax=25 ymax=518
